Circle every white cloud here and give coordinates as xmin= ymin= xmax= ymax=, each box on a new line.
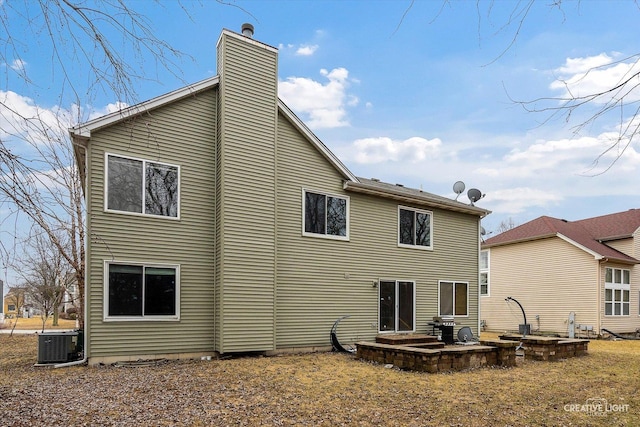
xmin=87 ymin=101 xmax=129 ymax=120
xmin=10 ymin=59 xmax=27 ymax=72
xmin=482 ymin=187 xmax=563 ymax=215
xmin=296 ymin=45 xmax=319 ymax=56
xmin=0 ymin=90 xmax=70 ymax=144
xmin=352 ymin=136 xmax=441 ymax=164
xmin=555 ymin=53 xmax=613 ymax=75
xmin=550 ymin=53 xmax=640 ymax=103
xmin=278 ymin=67 xmax=357 ymax=129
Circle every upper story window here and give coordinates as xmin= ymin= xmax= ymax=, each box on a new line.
xmin=605 ymin=267 xmax=630 ymax=316
xmin=303 ymin=190 xmax=349 ymax=240
xmin=106 ymin=154 xmax=179 ymax=218
xmin=398 ymin=206 xmax=432 ymax=249
xmin=480 ymin=250 xmax=489 ymax=296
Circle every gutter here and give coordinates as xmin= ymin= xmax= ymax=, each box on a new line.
xmin=343 ymin=180 xmax=490 ymax=217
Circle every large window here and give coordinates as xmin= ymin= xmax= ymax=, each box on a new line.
xmin=105 ymin=262 xmax=179 ymax=320
xmin=605 ymin=267 xmax=630 ymax=316
xmin=398 ymin=207 xmax=432 ymax=249
xmin=303 ymin=190 xmax=348 ymax=239
xmin=106 ymin=154 xmax=179 ymax=218
xmin=439 ymin=281 xmax=468 ymax=316
xmin=480 ymin=250 xmax=489 ymax=296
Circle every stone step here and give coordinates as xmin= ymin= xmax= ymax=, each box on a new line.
xmin=375 ymin=333 xmax=439 ymax=345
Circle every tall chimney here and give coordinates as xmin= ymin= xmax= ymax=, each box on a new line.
xmin=241 ymin=23 xmax=254 ymax=38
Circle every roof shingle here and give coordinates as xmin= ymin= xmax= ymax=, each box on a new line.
xmin=482 ymin=209 xmax=640 ymax=264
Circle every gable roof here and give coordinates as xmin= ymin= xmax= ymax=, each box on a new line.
xmin=68 ymin=75 xmax=358 ymax=185
xmin=483 ymin=210 xmax=640 ymax=264
xmin=68 ymin=32 xmax=487 ymax=218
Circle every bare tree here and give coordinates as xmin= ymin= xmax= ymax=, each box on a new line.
xmin=398 ymin=0 xmax=640 ymax=171
xmin=495 ymin=217 xmax=517 ymax=234
xmin=1 ymin=110 xmax=87 ymax=327
xmin=5 ymin=285 xmax=27 ymax=336
xmin=15 ymin=233 xmax=73 ymax=331
xmin=0 ymin=1 xmax=207 ymax=329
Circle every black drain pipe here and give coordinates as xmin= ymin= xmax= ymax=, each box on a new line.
xmin=505 ymin=296 xmax=527 ymax=353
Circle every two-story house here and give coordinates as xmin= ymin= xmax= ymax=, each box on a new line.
xmin=71 ymin=25 xmax=489 ymax=365
xmin=481 ymin=209 xmax=640 ymax=337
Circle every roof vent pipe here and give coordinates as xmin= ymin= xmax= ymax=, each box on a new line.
xmin=241 ymin=23 xmax=254 ymax=38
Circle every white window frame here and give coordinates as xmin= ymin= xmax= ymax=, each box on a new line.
xmin=438 ymin=280 xmax=469 ymax=317
xmin=604 ymin=267 xmax=630 ymax=317
xmin=104 ymin=260 xmax=180 ymax=322
xmin=397 ymin=206 xmax=433 ymax=250
xmin=104 ymin=153 xmax=181 ymax=220
xmin=480 ymin=250 xmax=490 ymax=296
xmin=302 ymin=189 xmax=350 ymax=241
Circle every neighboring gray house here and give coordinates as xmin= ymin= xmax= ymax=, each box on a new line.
xmin=71 ymin=26 xmax=489 ymax=365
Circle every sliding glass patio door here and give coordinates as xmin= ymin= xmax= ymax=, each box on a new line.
xmin=379 ymin=280 xmax=415 ymax=332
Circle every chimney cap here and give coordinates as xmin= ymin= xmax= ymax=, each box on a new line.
xmin=241 ymin=23 xmax=254 ymax=38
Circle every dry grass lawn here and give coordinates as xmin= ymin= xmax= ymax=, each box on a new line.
xmin=1 ymin=316 xmax=77 ymax=330
xmin=1 ymin=334 xmax=638 ymax=426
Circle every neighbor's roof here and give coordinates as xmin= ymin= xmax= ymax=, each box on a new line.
xmin=482 ymin=209 xmax=640 ymax=264
xmin=344 ymin=178 xmax=491 ymax=217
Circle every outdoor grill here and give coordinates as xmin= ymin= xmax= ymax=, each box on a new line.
xmin=428 ymin=316 xmax=456 ymax=344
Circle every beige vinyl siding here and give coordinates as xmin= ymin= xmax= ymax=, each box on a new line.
xmin=216 ymin=32 xmax=278 ymax=352
xmin=275 ymin=114 xmax=480 ymax=348
xmin=600 ymin=262 xmax=640 ymax=333
xmin=482 ymin=238 xmax=599 ymax=336
xmin=605 ymin=238 xmax=634 ymax=258
xmin=599 ymin=232 xmax=640 ymax=333
xmin=86 ymin=89 xmax=217 ymax=359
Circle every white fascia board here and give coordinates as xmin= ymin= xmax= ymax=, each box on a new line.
xmin=277 ymin=99 xmax=358 ymax=182
xmin=344 ymin=181 xmax=490 ymax=217
xmin=217 ymin=29 xmax=278 ymax=53
xmin=556 ymin=233 xmax=604 ymax=260
xmin=70 ymin=76 xmax=220 ymax=138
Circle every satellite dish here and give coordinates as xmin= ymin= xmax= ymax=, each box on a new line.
xmin=453 ymin=181 xmax=465 ymax=201
xmin=480 ymin=226 xmax=486 ymax=236
xmin=467 ymin=188 xmax=483 ymax=205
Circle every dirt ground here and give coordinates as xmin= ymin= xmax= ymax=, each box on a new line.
xmin=1 ymin=334 xmax=638 ymax=426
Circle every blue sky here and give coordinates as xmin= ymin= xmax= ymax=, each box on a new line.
xmin=2 ymin=1 xmax=640 ymax=287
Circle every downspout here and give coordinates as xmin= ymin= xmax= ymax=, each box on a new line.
xmin=55 ymin=137 xmax=89 ymax=368
xmin=477 ymin=219 xmax=482 ymax=337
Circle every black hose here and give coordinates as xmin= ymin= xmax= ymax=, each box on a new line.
xmin=601 ymin=328 xmax=640 ymax=340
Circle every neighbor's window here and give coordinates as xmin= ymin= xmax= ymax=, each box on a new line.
xmin=106 ymin=154 xmax=179 ymax=218
xmin=439 ymin=281 xmax=468 ymax=316
xmin=398 ymin=207 xmax=432 ymax=249
xmin=303 ymin=190 xmax=348 ymax=239
xmin=8 ymin=304 xmax=16 ymax=312
xmin=106 ymin=262 xmax=179 ymax=320
xmin=480 ymin=250 xmax=489 ymax=296
xmin=605 ymin=267 xmax=630 ymax=316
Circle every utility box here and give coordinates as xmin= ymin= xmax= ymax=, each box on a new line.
xmin=519 ymin=324 xmax=531 ymax=335
xmin=37 ymin=331 xmax=79 ymax=364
